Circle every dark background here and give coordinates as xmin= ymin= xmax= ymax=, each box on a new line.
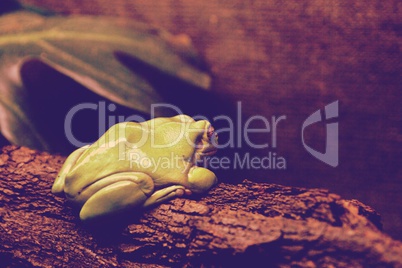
xmin=16 ymin=0 xmax=402 ymax=240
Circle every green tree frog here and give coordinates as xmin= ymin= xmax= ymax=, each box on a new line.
xmin=52 ymin=115 xmax=218 ymax=221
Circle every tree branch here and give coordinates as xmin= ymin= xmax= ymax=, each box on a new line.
xmin=1 ymin=146 xmax=401 ymax=267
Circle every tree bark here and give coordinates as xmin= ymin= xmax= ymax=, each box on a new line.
xmin=1 ymin=145 xmax=401 ymax=267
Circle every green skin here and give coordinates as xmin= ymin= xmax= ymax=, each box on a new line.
xmin=52 ymin=115 xmax=218 ymax=221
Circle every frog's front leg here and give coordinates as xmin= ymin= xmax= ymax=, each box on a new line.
xmin=78 ymin=172 xmax=154 ymax=221
xmin=187 ymin=166 xmax=218 ymax=194
xmin=52 ymin=145 xmax=90 ymax=195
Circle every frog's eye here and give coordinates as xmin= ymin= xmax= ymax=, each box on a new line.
xmin=207 ymin=125 xmax=215 ymax=139
xmin=190 ymin=121 xmax=217 ymax=148
xmin=207 ymin=125 xmax=218 ymax=144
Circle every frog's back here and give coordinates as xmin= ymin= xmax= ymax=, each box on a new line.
xmin=63 ymin=120 xmax=195 ymax=195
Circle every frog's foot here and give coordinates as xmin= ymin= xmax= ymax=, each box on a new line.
xmin=143 ymin=185 xmax=190 ymax=208
xmin=79 ymin=172 xmax=154 ymax=221
xmin=52 ymin=145 xmax=90 ymax=195
xmin=187 ymin=166 xmax=218 ymax=194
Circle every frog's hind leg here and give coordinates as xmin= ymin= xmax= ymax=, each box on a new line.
xmin=52 ymin=145 xmax=90 ymax=195
xmin=79 ymin=172 xmax=154 ymax=221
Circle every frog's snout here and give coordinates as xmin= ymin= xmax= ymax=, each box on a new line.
xmin=207 ymin=125 xmax=215 ymax=139
xmin=207 ymin=125 xmax=218 ymax=145
xmin=193 ymin=121 xmax=218 ymax=158
xmin=207 ymin=126 xmax=217 ymax=144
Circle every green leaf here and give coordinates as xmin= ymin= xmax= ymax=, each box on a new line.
xmin=0 ymin=11 xmax=211 ymax=152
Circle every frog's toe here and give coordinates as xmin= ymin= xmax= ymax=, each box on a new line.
xmin=175 ymin=188 xmax=185 ymax=196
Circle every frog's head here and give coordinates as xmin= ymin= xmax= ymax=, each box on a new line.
xmin=190 ymin=120 xmax=218 ymax=162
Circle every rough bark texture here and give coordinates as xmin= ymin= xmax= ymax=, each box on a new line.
xmin=1 ymin=145 xmax=401 ymax=267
